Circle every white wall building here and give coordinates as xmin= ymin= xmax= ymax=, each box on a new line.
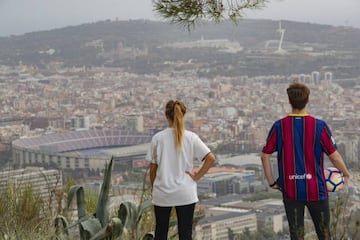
xmin=195 ymin=208 xmax=257 ymax=240
xmin=0 ymin=167 xmax=63 ymax=212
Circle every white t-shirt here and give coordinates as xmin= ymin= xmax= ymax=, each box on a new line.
xmin=147 ymin=128 xmax=210 ymax=207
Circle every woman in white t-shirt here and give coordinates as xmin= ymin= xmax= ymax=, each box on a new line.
xmin=148 ymin=99 xmax=215 ymax=240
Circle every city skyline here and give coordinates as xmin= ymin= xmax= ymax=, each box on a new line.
xmin=0 ymin=0 xmax=359 ymax=37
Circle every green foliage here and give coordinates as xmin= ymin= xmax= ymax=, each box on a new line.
xmin=153 ymin=0 xmax=267 ymax=30
xmin=55 ymin=157 xmax=154 ymax=240
xmin=55 ymin=157 xmax=121 ymax=240
xmin=63 ymin=177 xmax=78 ymax=194
xmin=85 ymin=187 xmax=100 ymax=215
xmin=330 ymin=193 xmax=360 ymax=240
xmin=118 ymin=200 xmax=153 ymax=239
xmin=119 ymin=168 xmax=156 ymax=240
xmin=0 ymin=181 xmax=54 ymax=239
xmin=64 ymin=177 xmax=101 ymax=214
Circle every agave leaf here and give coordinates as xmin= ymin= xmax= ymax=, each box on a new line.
xmin=136 ymin=199 xmax=153 ymax=224
xmin=96 ymin=156 xmax=113 ymax=227
xmin=54 ymin=215 xmax=70 ymax=238
xmin=142 ymin=233 xmax=154 ymax=240
xmin=134 ymin=200 xmax=154 ymax=240
xmin=80 ymin=218 xmax=102 ymax=240
xmin=68 ymin=184 xmax=87 ymax=238
xmin=118 ymin=201 xmax=138 ymax=229
xmin=88 ymin=226 xmax=109 ymax=240
xmin=108 ymin=217 xmax=123 ymax=238
xmin=68 ymin=185 xmax=87 ymax=219
xmin=66 ymin=215 xmax=91 ymax=230
xmin=89 ymin=217 xmax=124 ymax=240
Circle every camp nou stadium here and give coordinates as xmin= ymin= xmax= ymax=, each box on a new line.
xmin=12 ymin=129 xmax=152 ymax=172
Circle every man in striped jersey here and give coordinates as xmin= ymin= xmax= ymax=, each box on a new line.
xmin=261 ymin=82 xmax=350 ymax=240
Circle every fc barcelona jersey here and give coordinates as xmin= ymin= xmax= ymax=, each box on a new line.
xmin=262 ymin=114 xmax=337 ymax=201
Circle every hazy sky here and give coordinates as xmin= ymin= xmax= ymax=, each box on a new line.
xmin=0 ymin=0 xmax=359 ymax=37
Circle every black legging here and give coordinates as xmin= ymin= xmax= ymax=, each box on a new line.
xmin=153 ymin=203 xmax=196 ymax=240
xmin=283 ymin=198 xmax=331 ymax=240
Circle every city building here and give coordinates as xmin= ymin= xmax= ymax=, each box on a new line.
xmin=198 ymin=170 xmax=257 ymax=196
xmin=125 ymin=114 xmax=144 ymax=132
xmin=67 ymin=115 xmax=91 ymax=130
xmin=312 ymin=71 xmax=320 ymax=85
xmin=256 ymin=203 xmax=285 ymax=233
xmin=0 ymin=167 xmax=63 ymax=212
xmin=195 ymin=208 xmax=257 ymax=240
xmin=324 ymin=71 xmax=333 ymax=82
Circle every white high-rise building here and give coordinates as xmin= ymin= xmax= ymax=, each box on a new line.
xmin=299 ymin=74 xmax=306 ymax=83
xmin=68 ymin=115 xmax=90 ymax=130
xmin=125 ymin=114 xmax=144 ymax=132
xmin=312 ymin=71 xmax=320 ymax=85
xmin=324 ymin=71 xmax=333 ymax=82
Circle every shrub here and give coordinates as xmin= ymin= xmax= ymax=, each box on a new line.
xmin=55 ymin=157 xmax=154 ymax=240
xmin=0 ymin=181 xmax=56 ymax=239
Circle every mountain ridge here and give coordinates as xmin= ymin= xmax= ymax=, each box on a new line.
xmin=0 ymin=19 xmax=359 ymax=78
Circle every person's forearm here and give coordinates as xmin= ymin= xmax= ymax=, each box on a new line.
xmin=193 ymin=153 xmax=215 ymax=181
xmin=149 ymin=163 xmax=158 ymax=187
xmin=328 ymin=151 xmax=351 ymax=178
xmin=261 ymin=153 xmax=276 ymax=185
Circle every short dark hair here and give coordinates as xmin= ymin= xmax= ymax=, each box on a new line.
xmin=287 ymin=82 xmax=310 ymax=110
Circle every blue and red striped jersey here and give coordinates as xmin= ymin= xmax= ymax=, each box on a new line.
xmin=262 ymin=114 xmax=337 ymax=201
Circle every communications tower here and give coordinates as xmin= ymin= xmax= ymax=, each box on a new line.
xmin=275 ymin=21 xmax=286 ymax=54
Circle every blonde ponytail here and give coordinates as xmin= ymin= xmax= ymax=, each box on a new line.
xmin=165 ymin=100 xmax=186 ymax=150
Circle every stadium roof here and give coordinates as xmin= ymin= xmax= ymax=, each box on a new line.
xmin=12 ymin=129 xmax=152 ymax=153
xmin=219 ymin=153 xmax=262 ymax=167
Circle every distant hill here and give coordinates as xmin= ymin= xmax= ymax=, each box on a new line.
xmin=0 ymin=19 xmax=359 ymax=77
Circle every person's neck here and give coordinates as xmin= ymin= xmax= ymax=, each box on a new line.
xmin=290 ymin=108 xmax=307 ymax=115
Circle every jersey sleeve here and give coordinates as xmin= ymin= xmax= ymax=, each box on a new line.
xmin=320 ymin=122 xmax=337 ymax=155
xmin=262 ymin=123 xmax=278 ymax=154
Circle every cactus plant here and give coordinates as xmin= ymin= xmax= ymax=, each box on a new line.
xmin=54 ymin=156 xmax=154 ymax=240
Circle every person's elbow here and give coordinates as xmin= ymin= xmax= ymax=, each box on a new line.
xmin=261 ymin=153 xmax=270 ymax=162
xmin=328 ymin=150 xmax=342 ymax=162
xmin=205 ymin=152 xmax=216 ymax=166
xmin=149 ymin=163 xmax=158 ymax=176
